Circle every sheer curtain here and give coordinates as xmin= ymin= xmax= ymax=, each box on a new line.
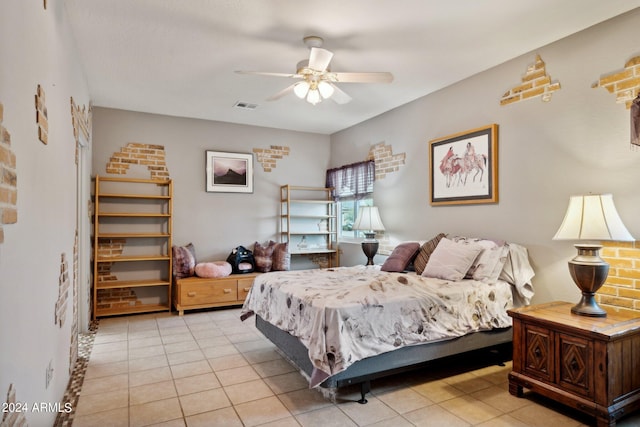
xmin=325 ymin=160 xmax=375 ymax=201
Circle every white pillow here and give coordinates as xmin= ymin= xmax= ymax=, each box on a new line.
xmin=422 ymin=237 xmax=483 ymax=281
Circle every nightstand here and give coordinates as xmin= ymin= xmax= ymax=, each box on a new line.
xmin=508 ymin=301 xmax=640 ymax=427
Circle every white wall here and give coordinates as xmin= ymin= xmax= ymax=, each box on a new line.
xmin=331 ymin=9 xmax=640 ymax=304
xmin=91 ymin=107 xmax=331 ymax=263
xmin=0 ymin=1 xmax=91 ymax=425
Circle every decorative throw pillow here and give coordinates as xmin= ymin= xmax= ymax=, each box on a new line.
xmin=272 ymin=242 xmax=290 ymax=271
xmin=195 ymin=261 xmax=232 ymax=278
xmin=449 ymin=236 xmax=507 ymax=282
xmin=422 ymin=237 xmax=483 ymax=281
xmin=172 ymin=243 xmax=197 ymax=279
xmin=413 ymin=233 xmax=446 ymax=275
xmin=381 ymin=242 xmax=420 ymax=272
xmin=254 ymin=240 xmax=276 ymax=273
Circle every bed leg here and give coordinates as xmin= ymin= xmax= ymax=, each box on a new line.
xmin=357 ymin=380 xmax=371 ymax=404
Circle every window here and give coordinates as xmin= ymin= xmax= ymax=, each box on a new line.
xmin=339 ymin=197 xmax=373 ymax=239
xmin=326 ymin=160 xmax=375 ymax=240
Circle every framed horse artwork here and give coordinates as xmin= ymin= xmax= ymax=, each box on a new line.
xmin=428 ymin=124 xmax=498 ymax=206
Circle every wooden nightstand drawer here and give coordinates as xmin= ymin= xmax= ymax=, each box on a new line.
xmin=181 ymin=281 xmax=237 ymax=305
xmin=523 ymin=323 xmax=553 ymax=383
xmin=174 ymin=272 xmax=260 ymax=316
xmin=557 ymin=332 xmax=593 ymax=398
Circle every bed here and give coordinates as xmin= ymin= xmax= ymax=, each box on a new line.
xmin=240 ymin=236 xmax=535 ymax=403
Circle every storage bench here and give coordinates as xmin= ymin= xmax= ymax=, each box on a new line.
xmin=174 ymin=272 xmax=260 ymax=316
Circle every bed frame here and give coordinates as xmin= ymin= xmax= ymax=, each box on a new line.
xmin=255 ymin=314 xmax=513 ymax=403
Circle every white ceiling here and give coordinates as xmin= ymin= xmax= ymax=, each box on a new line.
xmin=64 ymin=1 xmax=640 ymax=135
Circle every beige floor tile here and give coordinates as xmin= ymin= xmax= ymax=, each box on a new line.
xmin=91 ymin=340 xmax=128 ymax=354
xmin=129 ymin=354 xmax=168 ymax=372
xmin=234 ymin=339 xmax=275 ymax=353
xmin=129 ymin=344 xmax=166 ymax=360
xmin=242 ymin=348 xmax=283 ymax=364
xmin=130 ymin=379 xmax=177 ymax=405
xmin=234 ymin=395 xmax=292 ymax=427
xmin=338 ymin=396 xmax=398 ymax=426
xmin=83 ymin=360 xmax=128 ymax=380
xmin=263 ymin=372 xmax=310 ymax=395
xmin=258 ymin=415 xmax=302 ymax=427
xmin=167 ymin=349 xmax=206 ymax=366
xmin=202 ymin=343 xmax=239 ymax=359
xmin=375 ymin=387 xmax=434 ymax=414
xmin=88 ymin=349 xmax=129 ymax=364
xmin=72 ymin=407 xmax=128 ymax=427
xmin=227 ymin=331 xmax=262 ymax=343
xmin=159 ymin=325 xmax=191 ymax=336
xmin=215 ymin=365 xmax=261 ymax=386
xmin=278 ymin=388 xmax=333 ymax=415
xmin=475 ymin=414 xmax=530 ymax=427
xmin=443 ymin=371 xmax=495 ymax=394
xmin=164 ymin=339 xmax=200 ymax=354
xmin=252 ymin=357 xmax=296 ymax=378
xmin=129 ymin=366 xmax=173 ymax=388
xmin=170 ymin=359 xmax=212 ymax=379
xmin=509 ymin=399 xmax=586 ymax=427
xmin=439 ymin=395 xmax=503 ymax=425
xmin=295 ymin=406 xmax=357 ymax=427
xmin=470 ymin=384 xmax=532 ymax=413
xmin=403 ymin=404 xmax=470 ymax=427
xmin=184 ymin=406 xmax=244 ymax=427
xmin=75 ymin=388 xmax=129 ymax=416
xmin=162 ymin=332 xmax=196 ymax=345
xmin=224 ymin=378 xmax=274 ymax=404
xmin=190 ymin=327 xmax=225 ymax=340
xmin=174 ymin=372 xmax=221 ymax=395
xmin=93 ymin=332 xmax=128 ymax=345
xmin=195 ymin=335 xmax=232 ymax=349
xmin=128 ymin=335 xmax=163 ymax=349
xmin=366 ymin=415 xmax=414 ymax=427
xmin=411 ymin=379 xmax=465 ymax=403
xmin=148 ymin=418 xmax=186 ymax=427
xmin=128 ymin=329 xmax=161 ymax=340
xmin=207 ymin=353 xmax=249 ymax=371
xmin=80 ymin=373 xmax=128 ymax=395
xmin=179 ymin=387 xmax=231 ymax=417
xmin=129 ymin=397 xmax=183 ymax=427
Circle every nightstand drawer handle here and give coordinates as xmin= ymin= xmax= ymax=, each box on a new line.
xmin=534 ymin=347 xmax=541 ymax=357
xmin=187 ymin=291 xmax=196 ymax=297
xmin=243 ymin=287 xmax=251 ymax=292
xmin=224 ymin=288 xmax=232 ymax=294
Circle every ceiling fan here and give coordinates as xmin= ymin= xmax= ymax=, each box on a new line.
xmin=236 ymin=36 xmax=394 ymax=105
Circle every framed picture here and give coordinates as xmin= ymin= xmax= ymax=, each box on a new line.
xmin=205 ymin=151 xmax=254 ymax=193
xmin=428 ymin=124 xmax=498 ymax=206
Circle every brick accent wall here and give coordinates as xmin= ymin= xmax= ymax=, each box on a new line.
xmin=253 ymin=145 xmax=290 ymax=172
xmin=95 ymin=239 xmax=141 ymax=311
xmin=500 ymin=55 xmax=561 ymax=105
xmin=366 ymin=142 xmax=406 ymax=180
xmin=1 ymin=384 xmax=28 ymax=427
xmin=35 ymin=84 xmax=48 ymax=144
xmin=0 ymin=102 xmax=18 ymax=244
xmin=598 ymin=241 xmax=640 ymax=315
xmin=55 ymin=253 xmax=70 ymax=327
xmin=592 ymin=56 xmax=640 ymax=109
xmin=70 ymin=97 xmax=91 ymax=165
xmin=106 ymin=142 xmax=169 ymax=180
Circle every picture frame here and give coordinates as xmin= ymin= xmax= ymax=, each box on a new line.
xmin=428 ymin=124 xmax=498 ymax=206
xmin=205 ymin=151 xmax=254 ymax=193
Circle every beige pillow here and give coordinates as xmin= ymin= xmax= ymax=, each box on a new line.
xmin=422 ymin=237 xmax=483 ymax=281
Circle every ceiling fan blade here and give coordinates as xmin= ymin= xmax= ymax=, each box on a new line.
xmin=332 ymin=72 xmax=394 ymax=83
xmin=235 ymin=70 xmax=301 ymax=79
xmin=309 ymin=48 xmax=333 ymax=72
xmin=329 ymin=84 xmax=352 ymax=105
xmin=266 ymin=83 xmax=296 ymax=101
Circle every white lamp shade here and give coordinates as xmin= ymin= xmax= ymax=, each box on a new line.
xmin=353 ymin=206 xmax=385 ymax=231
xmin=553 ymin=194 xmax=634 ymax=241
xmin=317 ymin=81 xmax=335 ymax=99
xmin=293 ymin=81 xmax=310 ymax=99
xmin=306 ymin=88 xmax=321 ymax=105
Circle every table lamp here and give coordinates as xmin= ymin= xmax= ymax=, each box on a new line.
xmin=353 ymin=206 xmax=385 ymax=265
xmin=553 ymin=194 xmax=634 ymax=317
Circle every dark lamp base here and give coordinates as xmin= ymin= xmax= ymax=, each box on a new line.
xmin=361 ymin=241 xmax=379 ymax=266
xmin=568 ymin=243 xmax=609 ymax=318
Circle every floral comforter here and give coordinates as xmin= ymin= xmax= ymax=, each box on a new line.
xmin=240 ymin=265 xmax=514 ymax=387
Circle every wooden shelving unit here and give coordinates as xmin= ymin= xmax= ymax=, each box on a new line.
xmin=280 ymin=185 xmax=338 ymax=268
xmin=93 ymin=176 xmax=173 ymax=319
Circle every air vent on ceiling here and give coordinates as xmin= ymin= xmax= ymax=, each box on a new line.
xmin=233 ymin=101 xmax=258 ymax=110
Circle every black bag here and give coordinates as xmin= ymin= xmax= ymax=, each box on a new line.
xmin=226 ymin=246 xmax=255 ymax=274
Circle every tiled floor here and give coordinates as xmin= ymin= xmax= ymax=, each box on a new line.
xmin=70 ymin=308 xmax=640 ymax=427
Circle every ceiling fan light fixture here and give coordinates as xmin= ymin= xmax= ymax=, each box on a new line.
xmin=293 ymin=81 xmax=310 ymax=99
xmin=317 ymin=80 xmax=334 ymax=99
xmin=306 ymin=88 xmax=321 ymax=105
